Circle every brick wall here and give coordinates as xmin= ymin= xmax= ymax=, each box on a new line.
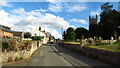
xmin=0 ymin=31 xmax=13 ymax=37
xmin=3 ymin=31 xmax=13 ymax=37
xmin=0 ymin=31 xmax=3 ymax=37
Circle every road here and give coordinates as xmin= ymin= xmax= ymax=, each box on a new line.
xmin=2 ymin=43 xmax=113 ymax=68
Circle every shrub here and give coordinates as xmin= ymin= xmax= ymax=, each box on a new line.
xmin=2 ymin=41 xmax=12 ymax=51
xmin=31 ymin=36 xmax=43 ymax=41
xmin=19 ymin=57 xmax=24 ymax=60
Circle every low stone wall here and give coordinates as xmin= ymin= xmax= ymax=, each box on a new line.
xmin=82 ymin=46 xmax=120 ymax=66
xmin=2 ymin=50 xmax=31 ymax=62
xmin=2 ymin=41 xmax=42 ymax=63
xmin=58 ymin=43 xmax=120 ymax=66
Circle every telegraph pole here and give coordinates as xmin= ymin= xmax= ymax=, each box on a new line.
xmin=61 ymin=28 xmax=63 ymax=39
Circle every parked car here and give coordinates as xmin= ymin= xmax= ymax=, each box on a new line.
xmin=50 ymin=41 xmax=54 ymax=44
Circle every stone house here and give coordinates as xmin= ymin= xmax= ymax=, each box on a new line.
xmin=30 ymin=27 xmax=50 ymax=44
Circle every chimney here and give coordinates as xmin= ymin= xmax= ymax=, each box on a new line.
xmin=39 ymin=27 xmax=41 ymax=31
xmin=43 ymin=30 xmax=45 ymax=33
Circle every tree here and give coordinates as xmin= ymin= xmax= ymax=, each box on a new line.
xmin=63 ymin=27 xmax=76 ymax=41
xmin=66 ymin=27 xmax=74 ymax=40
xmin=66 ymin=27 xmax=74 ymax=34
xmin=101 ymin=2 xmax=113 ymax=13
xmin=24 ymin=32 xmax=31 ymax=38
xmin=75 ymin=27 xmax=89 ymax=39
xmin=63 ymin=31 xmax=67 ymax=41
xmin=98 ymin=2 xmax=120 ymax=39
xmin=68 ymin=32 xmax=76 ymax=41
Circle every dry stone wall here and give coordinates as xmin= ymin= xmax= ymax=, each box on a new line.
xmin=58 ymin=43 xmax=120 ymax=66
xmin=2 ymin=41 xmax=42 ymax=63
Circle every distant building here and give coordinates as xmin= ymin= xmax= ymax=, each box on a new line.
xmin=10 ymin=31 xmax=24 ymax=38
xmin=89 ymin=14 xmax=98 ymax=38
xmin=0 ymin=24 xmax=13 ymax=38
xmin=30 ymin=27 xmax=50 ymax=44
xmin=10 ymin=31 xmax=24 ymax=40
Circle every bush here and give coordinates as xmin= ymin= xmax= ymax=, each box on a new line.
xmin=19 ymin=57 xmax=24 ymax=60
xmin=31 ymin=36 xmax=43 ymax=41
xmin=2 ymin=41 xmax=12 ymax=51
xmin=9 ymin=39 xmax=18 ymax=51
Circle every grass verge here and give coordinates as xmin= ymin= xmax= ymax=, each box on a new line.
xmin=88 ymin=42 xmax=120 ymax=52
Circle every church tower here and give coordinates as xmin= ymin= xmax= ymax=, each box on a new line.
xmin=89 ymin=14 xmax=98 ymax=38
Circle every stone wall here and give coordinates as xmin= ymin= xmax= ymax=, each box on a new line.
xmin=82 ymin=46 xmax=120 ymax=66
xmin=2 ymin=41 xmax=42 ymax=63
xmin=58 ymin=43 xmax=120 ymax=66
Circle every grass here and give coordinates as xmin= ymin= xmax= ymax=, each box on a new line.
xmin=88 ymin=42 xmax=120 ymax=52
xmin=63 ymin=41 xmax=80 ymax=44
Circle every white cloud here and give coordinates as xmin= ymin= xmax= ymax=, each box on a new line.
xmin=0 ymin=8 xmax=72 ymax=39
xmin=42 ymin=27 xmax=62 ymax=39
xmin=39 ymin=13 xmax=70 ymax=29
xmin=47 ymin=0 xmax=56 ymax=3
xmin=0 ymin=1 xmax=11 ymax=7
xmin=90 ymin=8 xmax=101 ymax=16
xmin=12 ymin=8 xmax=43 ymax=16
xmin=49 ymin=3 xmax=63 ymax=13
xmin=70 ymin=19 xmax=87 ymax=24
xmin=11 ymin=8 xmax=71 ymax=29
xmin=66 ymin=5 xmax=86 ymax=12
xmin=0 ymin=10 xmax=20 ymax=27
xmin=35 ymin=9 xmax=47 ymax=12
xmin=13 ymin=8 xmax=26 ymax=14
xmin=48 ymin=2 xmax=86 ymax=13
xmin=90 ymin=12 xmax=99 ymax=16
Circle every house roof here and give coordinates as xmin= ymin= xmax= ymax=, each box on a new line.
xmin=0 ymin=24 xmax=11 ymax=32
xmin=10 ymin=31 xmax=23 ymax=37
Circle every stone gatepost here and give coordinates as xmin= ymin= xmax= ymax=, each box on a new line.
xmin=118 ymin=36 xmax=120 ymax=41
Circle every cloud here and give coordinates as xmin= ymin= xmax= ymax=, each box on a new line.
xmin=13 ymin=8 xmax=26 ymax=14
xmin=12 ymin=8 xmax=43 ymax=16
xmin=70 ymin=19 xmax=87 ymax=24
xmin=49 ymin=3 xmax=63 ymax=13
xmin=48 ymin=2 xmax=86 ymax=13
xmin=39 ymin=13 xmax=70 ymax=29
xmin=42 ymin=27 xmax=62 ymax=39
xmin=90 ymin=12 xmax=99 ymax=16
xmin=0 ymin=8 xmax=72 ymax=39
xmin=11 ymin=8 xmax=71 ymax=29
xmin=0 ymin=10 xmax=20 ymax=27
xmin=66 ymin=5 xmax=86 ymax=12
xmin=0 ymin=1 xmax=11 ymax=7
xmin=90 ymin=8 xmax=101 ymax=16
xmin=47 ymin=0 xmax=56 ymax=3
xmin=35 ymin=9 xmax=47 ymax=12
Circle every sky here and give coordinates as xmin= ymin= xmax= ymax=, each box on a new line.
xmin=0 ymin=0 xmax=119 ymax=39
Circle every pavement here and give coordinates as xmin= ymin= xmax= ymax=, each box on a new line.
xmin=2 ymin=43 xmax=114 ymax=68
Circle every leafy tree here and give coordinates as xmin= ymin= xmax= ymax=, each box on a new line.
xmin=24 ymin=32 xmax=31 ymax=38
xmin=66 ymin=27 xmax=74 ymax=34
xmin=75 ymin=27 xmax=89 ymax=39
xmin=68 ymin=32 xmax=76 ymax=41
xmin=98 ymin=2 xmax=120 ymax=39
xmin=63 ymin=31 xmax=67 ymax=41
xmin=63 ymin=27 xmax=76 ymax=41
xmin=101 ymin=2 xmax=113 ymax=13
